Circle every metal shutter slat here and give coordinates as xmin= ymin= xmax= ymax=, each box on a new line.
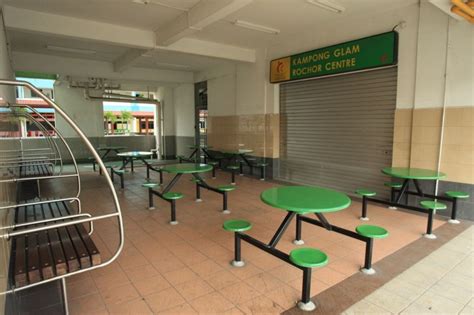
xmin=278 ymin=67 xmax=397 ymax=198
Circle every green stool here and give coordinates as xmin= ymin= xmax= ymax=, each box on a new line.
xmin=208 ymin=161 xmax=219 ymax=178
xmin=177 ymin=155 xmax=187 ymax=163
xmin=143 ymin=182 xmax=160 ymax=210
xmin=223 ymin=219 xmax=252 ymax=267
xmin=218 ymin=185 xmax=236 ymax=214
xmin=257 ymin=162 xmax=269 ymax=181
xmin=356 ymin=189 xmax=376 ymax=221
xmin=356 ymin=225 xmax=388 ymax=275
xmin=445 ymin=191 xmax=470 ymax=224
xmin=385 ymin=182 xmax=402 ymax=208
xmin=108 ymin=167 xmax=126 ymax=189
xmin=420 ymin=200 xmax=447 ymax=239
xmin=163 ymin=192 xmax=184 ymax=225
xmin=289 ymin=248 xmax=328 ymax=311
xmin=227 ymin=165 xmax=239 ymax=185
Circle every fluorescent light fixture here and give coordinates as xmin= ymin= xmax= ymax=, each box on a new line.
xmin=306 ymin=0 xmax=345 ymax=13
xmin=46 ymin=45 xmax=96 ymax=55
xmin=132 ymin=0 xmax=188 ymax=11
xmin=155 ymin=62 xmax=191 ymax=69
xmin=233 ymin=20 xmax=280 ymax=35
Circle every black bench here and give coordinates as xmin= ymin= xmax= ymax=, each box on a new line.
xmin=11 ymin=200 xmax=100 ymax=288
xmin=19 ymin=161 xmax=53 ymax=178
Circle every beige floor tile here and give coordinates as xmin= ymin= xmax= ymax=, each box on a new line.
xmin=206 ymin=269 xmax=241 ymax=290
xmin=69 ymin=292 xmax=106 ymax=315
xmin=220 ymin=281 xmax=262 ymax=305
xmin=189 ymin=291 xmax=235 ymax=313
xmin=132 ymin=274 xmax=171 ymax=296
xmin=157 ymin=303 xmax=197 ymax=314
xmin=67 ymin=276 xmax=99 ymax=299
xmin=428 ymin=280 xmax=474 ymax=305
xmin=188 ymin=259 xmax=224 ymax=279
xmin=100 ymin=283 xmax=140 ymax=306
xmin=237 ymin=295 xmax=284 ymax=314
xmin=123 ymin=264 xmax=160 ymax=282
xmin=163 ymin=267 xmax=199 ymax=286
xmin=174 ymin=278 xmax=215 ymax=301
xmin=244 ymin=272 xmax=285 ymax=294
xmin=106 ymin=297 xmax=153 ymax=314
xmin=264 ymin=284 xmax=300 ymax=309
xmin=145 ymin=287 xmax=186 ymax=313
xmin=228 ymin=262 xmax=264 ymax=280
xmin=365 ymin=288 xmax=413 ymax=313
xmin=401 ymin=291 xmax=465 ymax=314
xmin=343 ymin=299 xmax=393 ymax=315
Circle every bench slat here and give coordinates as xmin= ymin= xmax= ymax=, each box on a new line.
xmin=49 ymin=203 xmax=80 ymax=272
xmin=42 ymin=204 xmax=68 ymax=276
xmin=25 ymin=205 xmax=41 ymax=284
xmin=33 ymin=204 xmax=55 ymax=280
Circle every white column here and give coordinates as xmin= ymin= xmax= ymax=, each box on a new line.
xmin=0 ymin=9 xmax=15 ymax=102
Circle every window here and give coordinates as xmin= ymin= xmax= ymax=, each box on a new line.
xmin=103 ymin=101 xmax=156 ymax=136
xmin=15 ymin=76 xmax=57 ymax=138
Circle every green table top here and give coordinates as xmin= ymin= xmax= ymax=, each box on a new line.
xmin=221 ymin=149 xmax=253 ymax=155
xmin=189 ymin=145 xmax=212 ymax=149
xmin=382 ymin=167 xmax=446 ymax=180
xmin=261 ymin=186 xmax=351 ymax=214
xmin=97 ymin=146 xmax=126 ymax=151
xmin=117 ymin=151 xmax=153 ymax=157
xmin=162 ymin=163 xmax=213 ymax=174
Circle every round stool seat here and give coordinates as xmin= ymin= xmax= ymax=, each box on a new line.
xmin=290 ymin=248 xmax=328 ymax=268
xmin=163 ymin=192 xmax=184 ymax=200
xmin=218 ymin=185 xmax=236 ymax=192
xmin=384 ymin=182 xmax=402 ymax=189
xmin=223 ymin=220 xmax=252 ymax=232
xmin=355 ymin=189 xmax=376 ymax=197
xmin=142 ymin=182 xmax=159 ymax=188
xmin=190 ymin=178 xmax=201 ymax=183
xmin=445 ymin=191 xmax=469 ymax=199
xmin=227 ymin=165 xmax=240 ymax=170
xmin=356 ymin=225 xmax=389 ymax=238
xmin=208 ymin=161 xmax=219 ymax=166
xmin=257 ymin=162 xmax=269 ymax=167
xmin=420 ymin=200 xmax=447 ymax=210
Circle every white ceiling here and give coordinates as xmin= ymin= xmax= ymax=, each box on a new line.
xmin=4 ymin=0 xmax=201 ymax=30
xmin=4 ymin=0 xmax=419 ymax=76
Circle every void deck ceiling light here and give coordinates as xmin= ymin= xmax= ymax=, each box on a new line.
xmin=46 ymin=45 xmax=96 ymax=55
xmin=233 ymin=20 xmax=280 ymax=34
xmin=306 ymin=0 xmax=346 ymax=13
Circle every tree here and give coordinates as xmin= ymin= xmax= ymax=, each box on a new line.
xmin=120 ymin=111 xmax=133 ymax=134
xmin=104 ymin=111 xmax=117 ymax=134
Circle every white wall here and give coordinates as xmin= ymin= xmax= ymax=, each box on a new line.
xmin=173 ymin=83 xmax=195 ymax=137
xmin=54 ymin=82 xmax=104 ymax=137
xmin=414 ymin=1 xmax=473 ymax=109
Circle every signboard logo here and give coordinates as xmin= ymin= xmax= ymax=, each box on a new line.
xmin=270 ymin=57 xmax=290 ymax=83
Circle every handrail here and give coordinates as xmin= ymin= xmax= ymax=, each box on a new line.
xmin=9 ymin=108 xmax=59 ymax=171
xmin=10 ymin=107 xmax=63 ymax=174
xmin=0 ymin=79 xmax=124 ymax=295
xmin=0 ymin=173 xmax=79 ymax=183
xmin=10 ymin=104 xmax=70 ymax=174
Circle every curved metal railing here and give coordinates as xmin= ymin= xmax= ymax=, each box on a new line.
xmin=0 ymin=79 xmax=124 ymax=294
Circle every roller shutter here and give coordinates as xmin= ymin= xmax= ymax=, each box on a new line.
xmin=278 ymin=67 xmax=397 ymax=198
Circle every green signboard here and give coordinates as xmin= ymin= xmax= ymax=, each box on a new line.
xmin=270 ymin=31 xmax=398 ymax=83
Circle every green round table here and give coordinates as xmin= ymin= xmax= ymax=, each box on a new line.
xmin=261 ymin=186 xmax=351 ymax=214
xmin=162 ymin=163 xmax=213 ymax=174
xmin=117 ymin=151 xmax=152 ymax=172
xmin=382 ymin=167 xmax=446 ymax=180
xmin=382 ymin=167 xmax=446 ymax=204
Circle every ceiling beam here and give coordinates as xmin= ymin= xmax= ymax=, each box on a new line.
xmin=12 ymin=51 xmax=194 ymax=84
xmin=156 ymin=0 xmax=253 ymax=46
xmin=3 ymin=5 xmax=256 ymax=63
xmin=113 ymin=48 xmax=148 ymax=72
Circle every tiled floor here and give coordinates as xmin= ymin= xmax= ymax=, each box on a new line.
xmin=343 ymin=226 xmax=473 ymax=314
xmin=65 ymin=164 xmax=448 ymax=314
